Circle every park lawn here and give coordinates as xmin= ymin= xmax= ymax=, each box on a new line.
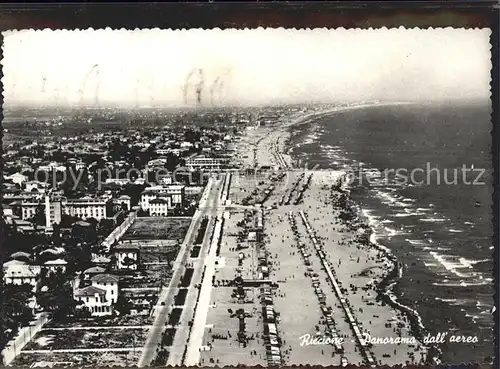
xmin=123 ymin=217 xmax=191 ymax=241
xmin=23 ymin=328 xmax=149 ymax=351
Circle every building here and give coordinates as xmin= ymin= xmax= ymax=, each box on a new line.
xmin=105 ymin=178 xmax=130 ymax=186
xmin=149 ymin=198 xmax=170 ymax=216
xmin=24 ymin=181 xmax=49 ymax=193
xmin=114 ymin=244 xmax=140 ymax=270
xmin=91 ymin=274 xmax=119 ymax=304
xmin=3 ymin=204 xmax=13 ymax=217
xmin=38 ymin=161 xmax=66 ymax=173
xmin=3 ymin=260 xmax=41 ymax=309
xmin=3 ymin=260 xmax=41 ymax=290
xmin=73 ymin=286 xmax=114 ymax=316
xmin=185 ymin=154 xmax=227 ymax=171
xmin=43 ymin=258 xmax=68 ymax=274
xmin=5 ymin=172 xmax=28 ymax=185
xmin=140 ymin=185 xmax=185 ymax=211
xmin=21 ymin=195 xmax=63 ymax=229
xmin=115 ymin=195 xmax=131 ymax=211
xmin=10 ymin=251 xmax=32 ymax=261
xmin=91 ymin=254 xmax=111 ymax=266
xmin=67 ymin=158 xmax=86 ymax=170
xmin=64 ymin=196 xmax=113 ymax=221
xmin=83 ymin=266 xmax=106 ymax=280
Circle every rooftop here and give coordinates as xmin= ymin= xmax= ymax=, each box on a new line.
xmin=84 ymin=266 xmax=106 ymax=274
xmin=74 ymin=285 xmax=106 ymax=297
xmin=91 ymin=273 xmax=119 ymax=283
xmin=44 ymin=258 xmax=68 ymax=265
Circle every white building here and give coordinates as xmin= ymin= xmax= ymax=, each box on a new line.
xmin=140 ymin=185 xmax=185 ymax=211
xmin=43 ymin=258 xmax=68 ymax=274
xmin=5 ymin=172 xmax=28 ymax=185
xmin=73 ymin=286 xmax=114 ymax=316
xmin=83 ymin=266 xmax=106 ymax=280
xmin=64 ymin=196 xmax=112 ymax=221
xmin=185 ymin=154 xmax=227 ymax=171
xmin=115 ymin=195 xmax=131 ymax=211
xmin=105 ymin=178 xmax=130 ymax=186
xmin=3 ymin=204 xmax=14 ymax=217
xmin=91 ymin=274 xmax=119 ymax=304
xmin=38 ymin=161 xmax=66 ymax=173
xmin=21 ymin=195 xmax=63 ymax=229
xmin=149 ymin=198 xmax=170 ymax=216
xmin=3 ymin=260 xmax=41 ymax=291
xmin=3 ymin=260 xmax=41 ymax=309
xmin=24 ymin=181 xmax=49 ymax=193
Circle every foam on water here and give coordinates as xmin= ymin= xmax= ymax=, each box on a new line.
xmin=433 ymin=280 xmax=493 ymax=287
xmin=420 ymin=217 xmax=448 ymax=223
xmin=405 ymin=239 xmax=427 ymax=246
xmin=392 ymin=213 xmax=414 ymax=218
xmin=426 ymin=251 xmax=486 ymax=279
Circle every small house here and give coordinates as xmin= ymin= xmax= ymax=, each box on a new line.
xmin=73 ymin=285 xmax=113 ymax=316
xmin=91 ymin=274 xmax=119 ymax=304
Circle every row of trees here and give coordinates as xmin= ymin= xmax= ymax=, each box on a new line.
xmin=0 ymin=284 xmax=35 ymax=351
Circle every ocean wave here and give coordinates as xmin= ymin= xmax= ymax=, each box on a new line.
xmin=392 ymin=213 xmax=414 ymax=217
xmin=432 ymin=280 xmax=491 ymax=287
xmin=428 ymin=252 xmax=477 ymax=278
xmin=434 ymin=297 xmax=476 ymax=306
xmin=422 ymin=246 xmax=451 ymax=251
xmin=420 ymin=217 xmax=448 ymax=223
xmin=459 ymin=257 xmax=490 ymax=268
xmin=405 ymin=239 xmax=426 ymax=246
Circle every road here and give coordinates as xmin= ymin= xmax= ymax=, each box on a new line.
xmin=167 ymin=174 xmax=227 ymax=365
xmin=137 ymin=176 xmax=223 ymax=367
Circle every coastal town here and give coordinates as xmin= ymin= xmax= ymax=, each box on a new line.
xmin=1 ymin=103 xmax=430 ymax=367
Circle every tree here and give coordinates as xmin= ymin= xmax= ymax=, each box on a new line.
xmin=114 ymin=294 xmax=133 ymax=316
xmin=36 ymin=269 xmax=78 ymax=319
xmin=166 ymin=154 xmax=179 ymax=172
xmin=71 ymin=221 xmax=98 ymax=245
xmin=0 ymin=284 xmax=35 ymax=349
xmin=65 ymin=242 xmax=92 ymax=273
xmin=31 ymin=204 xmax=46 ymax=227
xmin=98 ymin=218 xmax=114 ymax=238
xmin=51 ymin=223 xmax=62 ymax=247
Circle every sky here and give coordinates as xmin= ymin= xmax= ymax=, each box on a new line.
xmin=1 ymin=28 xmax=492 ymax=107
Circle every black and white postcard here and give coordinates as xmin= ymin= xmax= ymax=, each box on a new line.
xmin=0 ymin=28 xmax=494 ymax=367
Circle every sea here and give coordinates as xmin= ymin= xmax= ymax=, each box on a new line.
xmin=287 ymin=101 xmax=494 ymax=364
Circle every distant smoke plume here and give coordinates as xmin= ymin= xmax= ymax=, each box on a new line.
xmin=78 ymin=63 xmax=99 ymax=105
xmin=195 ymin=69 xmax=204 ymax=105
xmin=94 ymin=68 xmax=100 ymax=106
xmin=210 ymin=76 xmax=220 ymax=105
xmin=210 ymin=68 xmax=230 ymax=105
xmin=183 ymin=68 xmax=197 ymax=104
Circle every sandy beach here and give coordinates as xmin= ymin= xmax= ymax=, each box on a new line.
xmin=230 ymin=106 xmax=428 ymax=366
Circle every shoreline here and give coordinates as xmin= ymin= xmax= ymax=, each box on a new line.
xmin=278 ymin=106 xmax=438 ymax=364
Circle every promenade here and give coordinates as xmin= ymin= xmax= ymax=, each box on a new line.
xmin=138 ymin=177 xmax=223 ymax=367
